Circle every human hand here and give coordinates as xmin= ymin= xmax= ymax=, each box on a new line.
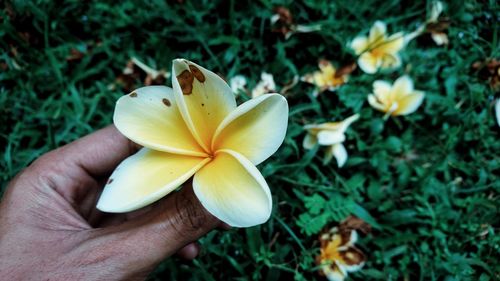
xmin=0 ymin=126 xmax=221 ymax=280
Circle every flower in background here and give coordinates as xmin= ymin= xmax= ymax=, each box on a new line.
xmin=97 ymin=59 xmax=289 ymax=227
xmin=350 ymin=21 xmax=405 ymax=74
xmin=367 ymin=75 xmax=425 ymax=118
xmin=271 ymin=6 xmax=322 ymax=40
xmin=471 ymin=58 xmax=500 ymax=91
xmin=301 ymin=60 xmax=351 ymax=96
xmin=426 ymin=1 xmax=449 ymax=45
xmin=303 ymin=114 xmax=359 ymax=167
xmin=406 ymin=1 xmax=449 ymax=45
xmin=229 ymin=75 xmax=247 ymax=95
xmin=317 ymin=227 xmax=366 ymax=281
xmin=252 ymin=72 xmax=277 ymax=98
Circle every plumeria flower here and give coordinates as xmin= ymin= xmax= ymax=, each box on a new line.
xmin=350 ymin=21 xmax=405 ymax=74
xmin=426 ymin=1 xmax=449 ymax=45
xmin=301 ymin=60 xmax=349 ymax=96
xmin=317 ymin=227 xmax=366 ymax=281
xmin=229 ymin=75 xmax=247 ymax=95
xmin=97 ymin=59 xmax=289 ymax=227
xmin=406 ymin=1 xmax=449 ymax=45
xmin=252 ymin=72 xmax=277 ymax=98
xmin=303 ymin=114 xmax=359 ymax=167
xmin=367 ymin=75 xmax=425 ymax=118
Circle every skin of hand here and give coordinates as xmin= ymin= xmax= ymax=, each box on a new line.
xmin=0 ymin=126 xmax=221 ymax=280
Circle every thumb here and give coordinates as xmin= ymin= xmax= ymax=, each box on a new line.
xmin=90 ymin=183 xmax=220 ymax=277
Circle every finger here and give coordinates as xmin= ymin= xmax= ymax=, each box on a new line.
xmin=94 ymin=184 xmax=219 ymax=271
xmin=176 ymin=243 xmax=200 ymax=260
xmin=52 ymin=125 xmax=140 ymax=177
xmin=25 ymin=125 xmax=139 ymax=212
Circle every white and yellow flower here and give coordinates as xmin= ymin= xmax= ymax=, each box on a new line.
xmin=229 ymin=75 xmax=247 ymax=95
xmin=303 ymin=114 xmax=359 ymax=167
xmin=317 ymin=228 xmax=366 ymax=281
xmin=351 ymin=21 xmax=405 ymax=74
xmin=367 ymin=75 xmax=425 ymax=117
xmin=301 ymin=60 xmax=349 ymax=96
xmin=252 ymin=72 xmax=277 ymax=98
xmin=97 ymin=59 xmax=289 ymax=227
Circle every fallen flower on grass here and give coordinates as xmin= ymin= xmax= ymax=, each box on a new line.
xmin=301 ymin=60 xmax=352 ymax=96
xmin=317 ymin=227 xmax=366 ymax=281
xmin=229 ymin=75 xmax=247 ymax=95
xmin=367 ymin=75 xmax=425 ymax=118
xmin=252 ymin=72 xmax=277 ymax=98
xmin=406 ymin=1 xmax=450 ymax=45
xmin=350 ymin=21 xmax=405 ymax=74
xmin=114 ymin=57 xmax=170 ymax=92
xmin=97 ymin=59 xmax=289 ymax=227
xmin=271 ymin=6 xmax=322 ymax=40
xmin=303 ymin=114 xmax=359 ymax=167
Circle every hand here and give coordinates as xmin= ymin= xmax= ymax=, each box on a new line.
xmin=0 ymin=126 xmax=221 ymax=280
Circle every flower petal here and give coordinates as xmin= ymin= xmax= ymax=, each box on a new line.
xmin=350 ymin=36 xmax=368 ymax=54
xmin=373 ymin=80 xmax=392 ymax=104
xmin=324 ymin=264 xmax=346 ymax=281
xmin=193 ymin=150 xmax=272 ymax=227
xmin=431 ymin=32 xmax=449 ymax=45
xmin=337 ymin=114 xmax=360 ymax=133
xmin=317 ymin=131 xmax=345 ymax=146
xmin=212 ymin=94 xmax=288 ymax=165
xmin=338 ymin=246 xmax=366 ymax=272
xmin=393 ymin=91 xmax=425 ymax=116
xmin=357 ymin=52 xmax=380 ymax=74
xmin=378 ymin=32 xmax=405 ymax=54
xmin=332 ymin=143 xmax=348 ymax=168
xmin=393 ymin=75 xmax=414 ymax=96
xmin=172 ymin=59 xmax=237 ymax=151
xmin=369 ymin=21 xmax=387 ymax=43
xmin=303 ymin=133 xmax=317 ymax=150
xmin=380 ymin=53 xmax=402 ymax=69
xmin=97 ymin=148 xmax=210 ymax=212
xmin=367 ymin=94 xmax=387 ymax=112
xmin=114 ymin=86 xmax=207 ymax=157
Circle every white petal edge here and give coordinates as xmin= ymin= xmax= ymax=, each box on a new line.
xmin=317 ymin=131 xmax=346 ymax=146
xmin=394 ymin=91 xmax=425 ymax=116
xmin=332 ymin=143 xmax=348 ymax=168
xmin=212 ymin=94 xmax=289 ymax=165
xmin=357 ymin=53 xmax=380 ymax=74
xmin=97 ymin=148 xmax=210 ymax=212
xmin=193 ymin=149 xmax=272 ymax=227
xmin=368 ymin=94 xmax=387 ymax=112
xmin=303 ymin=133 xmax=317 ymax=150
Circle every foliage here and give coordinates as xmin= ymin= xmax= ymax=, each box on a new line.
xmin=1 ymin=0 xmax=499 ymax=280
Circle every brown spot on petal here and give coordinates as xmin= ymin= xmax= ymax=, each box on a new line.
xmin=162 ymin=98 xmax=171 ymax=107
xmin=177 ymin=70 xmax=194 ymax=95
xmin=129 ymin=92 xmax=138 ymax=97
xmin=107 ymin=178 xmax=114 ymax=184
xmin=339 ymin=246 xmax=366 ymax=265
xmin=189 ymin=65 xmax=205 ymax=82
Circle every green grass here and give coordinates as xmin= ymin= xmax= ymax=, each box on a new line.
xmin=1 ymin=0 xmax=499 ymax=280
